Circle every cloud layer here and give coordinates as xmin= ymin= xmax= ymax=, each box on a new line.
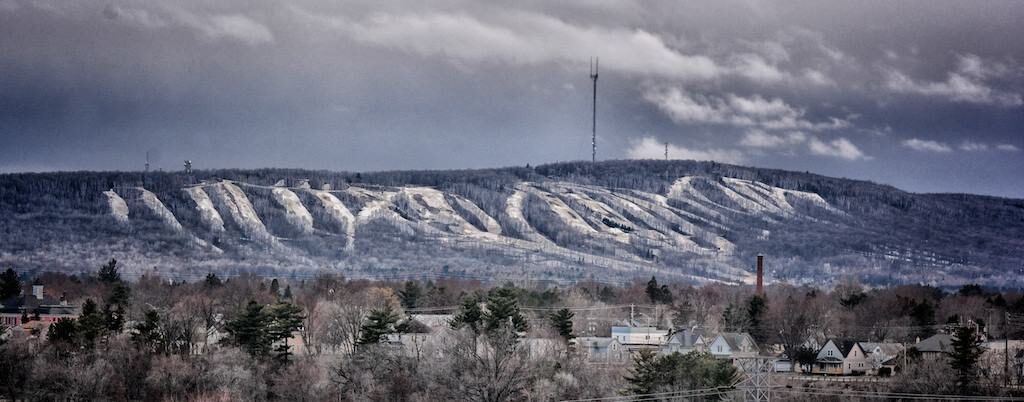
xmin=1 ymin=0 xmax=1023 ymax=197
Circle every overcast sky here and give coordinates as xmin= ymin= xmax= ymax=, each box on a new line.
xmin=1 ymin=0 xmax=1023 ymax=197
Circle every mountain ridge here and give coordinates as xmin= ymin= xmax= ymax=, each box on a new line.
xmin=1 ymin=160 xmax=1021 ymax=288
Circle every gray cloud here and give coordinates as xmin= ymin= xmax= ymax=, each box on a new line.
xmin=1 ymin=0 xmax=1023 ymax=197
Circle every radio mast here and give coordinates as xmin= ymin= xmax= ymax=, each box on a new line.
xmin=590 ymin=57 xmax=599 ymax=163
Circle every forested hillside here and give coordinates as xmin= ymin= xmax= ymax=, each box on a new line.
xmin=1 ymin=160 xmax=1021 ymax=288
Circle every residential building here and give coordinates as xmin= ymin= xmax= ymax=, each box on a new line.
xmin=576 ymin=336 xmax=626 ymax=363
xmin=708 ymin=332 xmax=759 ymax=360
xmin=915 ymin=333 xmax=954 ymax=359
xmin=860 ymin=342 xmax=904 ymax=376
xmin=611 ymin=326 xmax=669 ymax=352
xmin=661 ymin=327 xmax=707 ymax=355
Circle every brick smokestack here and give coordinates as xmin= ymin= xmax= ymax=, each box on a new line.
xmin=756 ymin=255 xmax=764 ymax=296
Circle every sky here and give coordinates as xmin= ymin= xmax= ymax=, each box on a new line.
xmin=1 ymin=0 xmax=1023 ymax=197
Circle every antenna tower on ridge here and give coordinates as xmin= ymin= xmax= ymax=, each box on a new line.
xmin=590 ymin=57 xmax=599 ymax=163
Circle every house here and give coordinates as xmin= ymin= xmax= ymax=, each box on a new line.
xmin=812 ymin=339 xmax=845 ymax=375
xmin=708 ymin=332 xmax=759 ymax=360
xmin=611 ymin=326 xmax=669 ymax=352
xmin=576 ymin=336 xmax=627 ymax=363
xmin=841 ymin=342 xmax=870 ymax=375
xmin=661 ymin=327 xmax=707 ymax=355
xmin=860 ymin=342 xmax=904 ymax=376
xmin=915 ymin=334 xmax=954 ymax=359
xmin=0 ymin=284 xmax=78 ymax=328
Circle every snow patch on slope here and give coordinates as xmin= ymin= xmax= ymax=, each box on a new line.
xmin=309 ymin=190 xmax=355 ymax=250
xmin=505 ymin=187 xmax=556 ymax=245
xmin=271 ymin=187 xmax=314 ymax=235
xmin=184 ymin=186 xmax=226 ymax=233
xmin=211 ymin=181 xmax=277 ymax=245
xmin=450 ymin=195 xmax=502 ymax=234
xmin=103 ymin=190 xmax=129 ymax=225
xmin=139 ymin=189 xmax=183 ymax=233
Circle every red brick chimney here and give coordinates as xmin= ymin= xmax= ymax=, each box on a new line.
xmin=756 ymin=255 xmax=764 ymax=296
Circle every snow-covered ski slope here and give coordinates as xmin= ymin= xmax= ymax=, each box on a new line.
xmin=103 ymin=175 xmax=839 ymax=284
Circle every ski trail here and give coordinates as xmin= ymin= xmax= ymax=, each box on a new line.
xmin=139 ymin=189 xmax=183 ymax=233
xmin=212 ymin=181 xmax=279 ymax=246
xmin=450 ymin=195 xmax=502 ymax=235
xmin=505 ymin=187 xmax=556 ymax=246
xmin=271 ymin=187 xmax=314 ymax=235
xmin=184 ymin=186 xmax=226 ymax=233
xmin=309 ymin=190 xmax=355 ymax=251
xmin=103 ymin=190 xmax=129 ymax=225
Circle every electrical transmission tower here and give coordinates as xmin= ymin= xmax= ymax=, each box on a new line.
xmin=735 ymin=356 xmax=774 ymax=402
xmin=590 ymin=57 xmax=599 ymax=163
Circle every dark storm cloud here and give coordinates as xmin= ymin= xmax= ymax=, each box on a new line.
xmin=1 ymin=0 xmax=1022 ymax=196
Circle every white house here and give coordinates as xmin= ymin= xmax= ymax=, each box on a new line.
xmin=611 ymin=326 xmax=669 ymax=352
xmin=812 ymin=339 xmax=845 ymax=375
xmin=708 ymin=332 xmax=759 ymax=360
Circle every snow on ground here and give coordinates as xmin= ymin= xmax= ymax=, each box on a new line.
xmin=450 ymin=195 xmax=502 ymax=234
xmin=523 ymin=184 xmax=598 ymax=235
xmin=545 ymin=183 xmax=633 ymax=243
xmin=400 ymin=187 xmax=485 ymax=236
xmin=309 ymin=190 xmax=355 ymax=250
xmin=505 ymin=187 xmax=556 ymax=246
xmin=139 ymin=189 xmax=183 ymax=233
xmin=212 ymin=181 xmax=277 ymax=245
xmin=103 ymin=190 xmax=129 ymax=225
xmin=271 ymin=187 xmax=315 ymax=235
xmin=184 ymin=186 xmax=226 ymax=233
xmin=666 ymin=177 xmax=736 ymax=219
xmin=719 ymin=177 xmax=786 ymax=214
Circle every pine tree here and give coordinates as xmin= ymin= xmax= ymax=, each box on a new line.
xmin=549 ymin=308 xmax=575 ymax=342
xmin=77 ymin=299 xmax=108 ymax=347
xmin=357 ymin=305 xmax=399 ymax=346
xmin=451 ymin=296 xmax=484 ymax=333
xmin=646 ymin=276 xmax=661 ymax=304
xmin=47 ymin=318 xmax=77 ymax=344
xmin=624 ymin=350 xmax=662 ymax=395
xmin=225 ymin=301 xmax=271 ymax=357
xmin=204 ymin=273 xmax=223 ymax=287
xmin=0 ymin=268 xmax=20 ymax=299
xmin=97 ymin=258 xmax=121 ymax=283
xmin=266 ymin=301 xmax=304 ymax=362
xmin=398 ymin=281 xmax=423 ymax=309
xmin=949 ymin=325 xmax=984 ymax=394
xmin=747 ymin=295 xmax=766 ymax=342
xmin=132 ymin=310 xmax=163 ymax=353
xmin=270 ymin=278 xmax=280 ymax=295
xmin=282 ymin=285 xmax=292 ymax=299
xmin=484 ymin=288 xmax=528 ymax=333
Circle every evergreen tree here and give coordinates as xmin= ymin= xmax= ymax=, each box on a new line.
xmin=266 ymin=301 xmax=304 ymax=362
xmin=549 ymin=308 xmax=575 ymax=342
xmin=949 ymin=325 xmax=984 ymax=394
xmin=484 ymin=288 xmax=528 ymax=334
xmin=0 ymin=268 xmax=20 ymax=299
xmin=282 ymin=285 xmax=292 ymax=299
xmin=270 ymin=278 xmax=280 ymax=295
xmin=625 ymin=350 xmax=736 ymax=396
xmin=225 ymin=301 xmax=271 ymax=357
xmin=20 ymin=310 xmax=29 ymax=324
xmin=398 ymin=281 xmax=423 ymax=309
xmin=909 ymin=300 xmax=937 ymax=338
xmin=132 ymin=310 xmax=163 ymax=353
xmin=77 ymin=299 xmax=108 ymax=347
xmin=357 ymin=305 xmax=399 ymax=346
xmin=646 ymin=277 xmax=661 ymax=304
xmin=97 ymin=258 xmax=121 ymax=283
xmin=47 ymin=318 xmax=77 ymax=344
xmin=451 ymin=296 xmax=484 ymax=333
xmin=204 ymin=273 xmax=223 ymax=287
xmin=747 ymin=295 xmax=767 ymax=342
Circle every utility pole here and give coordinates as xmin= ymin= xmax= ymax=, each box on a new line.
xmin=145 ymin=151 xmax=150 ymax=173
xmin=1007 ymin=311 xmax=1011 ymax=387
xmin=590 ymin=57 xmax=599 ymax=163
xmin=664 ymin=142 xmax=669 ymax=160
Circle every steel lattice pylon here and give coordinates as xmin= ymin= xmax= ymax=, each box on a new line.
xmin=734 ymin=357 xmax=774 ymax=402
